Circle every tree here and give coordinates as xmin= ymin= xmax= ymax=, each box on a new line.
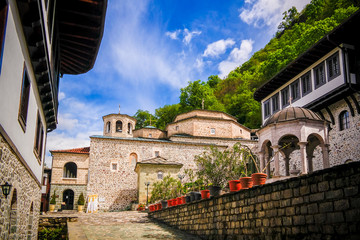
xmin=180 ymin=80 xmax=225 ymax=112
xmin=133 ymin=110 xmax=157 ymax=129
xmin=155 ymin=104 xmax=182 ymax=130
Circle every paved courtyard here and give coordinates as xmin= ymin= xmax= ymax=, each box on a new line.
xmin=66 ymin=211 xmax=200 ymax=240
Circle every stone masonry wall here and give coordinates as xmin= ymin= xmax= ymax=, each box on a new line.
xmin=0 ymin=135 xmax=41 ymax=240
xmin=49 ymin=184 xmax=87 ymax=211
xmin=149 ymin=162 xmax=360 ymax=240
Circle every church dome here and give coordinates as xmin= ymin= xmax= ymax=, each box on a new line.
xmin=263 ymin=107 xmax=323 ymax=127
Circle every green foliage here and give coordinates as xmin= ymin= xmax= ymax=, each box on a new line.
xmin=150 ymin=175 xmax=181 ymax=202
xmin=77 ymin=192 xmax=85 ymax=205
xmin=133 ymin=109 xmax=157 ymax=129
xmin=38 ymin=227 xmax=64 ymax=240
xmin=50 ymin=190 xmax=56 ymax=205
xmin=155 ymin=104 xmax=182 ymax=130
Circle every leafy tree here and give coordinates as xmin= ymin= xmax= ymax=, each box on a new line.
xmin=180 ymin=80 xmax=225 ymax=112
xmin=133 ymin=109 xmax=157 ymax=129
xmin=155 ymin=104 xmax=182 ymax=130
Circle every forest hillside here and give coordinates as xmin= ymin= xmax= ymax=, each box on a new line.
xmin=134 ymin=0 xmax=359 ymax=130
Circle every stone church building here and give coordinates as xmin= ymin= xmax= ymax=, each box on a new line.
xmin=50 ymin=109 xmax=256 ymax=211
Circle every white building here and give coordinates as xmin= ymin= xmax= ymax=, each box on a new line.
xmin=0 ymin=0 xmax=107 ymax=239
xmin=254 ymin=10 xmax=360 ymax=176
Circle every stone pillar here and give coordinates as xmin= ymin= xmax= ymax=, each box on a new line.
xmin=258 ymin=151 xmax=265 ymax=173
xmin=321 ymin=144 xmax=330 ymax=169
xmin=284 ymin=157 xmax=290 ymax=176
xmin=271 ymin=145 xmax=280 ymax=177
xmin=307 ymin=155 xmax=314 ymax=173
xmin=298 ymin=142 xmax=308 ymax=174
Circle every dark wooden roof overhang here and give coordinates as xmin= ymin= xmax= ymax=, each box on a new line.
xmin=57 ymin=0 xmax=107 ymax=75
xmin=15 ymin=0 xmax=107 ymax=132
xmin=254 ymin=10 xmax=360 ymax=102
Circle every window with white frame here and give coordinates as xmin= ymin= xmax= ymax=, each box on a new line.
xmin=272 ymin=93 xmax=279 ymax=113
xmin=281 ymin=86 xmax=290 ymax=108
xmin=339 ymin=110 xmax=350 ymax=131
xmin=264 ymin=100 xmax=270 ymax=118
xmin=327 ymin=52 xmax=340 ymax=81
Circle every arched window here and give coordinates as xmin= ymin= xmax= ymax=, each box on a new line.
xmin=116 ymin=121 xmax=123 ymax=132
xmin=339 ymin=111 xmax=350 ymax=131
xmin=106 ymin=121 xmax=111 ymax=133
xmin=128 ymin=123 xmax=132 ymax=134
xmin=157 ymin=171 xmax=163 ymax=180
xmin=130 ymin=153 xmax=137 ymax=166
xmin=63 ymin=162 xmax=77 ymax=178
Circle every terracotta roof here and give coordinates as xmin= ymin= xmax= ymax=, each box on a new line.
xmin=263 ymin=107 xmax=325 ymax=127
xmin=50 ymin=147 xmax=90 ymax=154
xmin=137 ymin=156 xmax=183 ymax=166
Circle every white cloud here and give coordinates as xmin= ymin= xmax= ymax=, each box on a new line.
xmin=166 ymin=29 xmax=181 ymax=40
xmin=183 ymin=28 xmax=202 ymax=45
xmin=239 ymin=0 xmax=310 ymax=30
xmin=203 ymin=39 xmax=235 ymax=57
xmin=218 ymin=39 xmax=254 ymax=78
xmin=58 ymin=91 xmax=65 ymax=101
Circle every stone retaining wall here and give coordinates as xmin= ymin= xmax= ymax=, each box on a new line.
xmin=149 ymin=162 xmax=360 ymax=240
xmin=38 ymin=216 xmax=77 ymax=240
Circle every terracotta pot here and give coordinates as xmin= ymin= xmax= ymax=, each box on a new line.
xmin=240 ymin=177 xmax=253 ymax=189
xmin=154 ymin=204 xmax=158 ymax=211
xmin=172 ymin=198 xmax=177 ymax=206
xmin=149 ymin=205 xmax=155 ymax=212
xmin=181 ymin=196 xmax=186 ymax=204
xmin=156 ymin=203 xmax=162 ymax=210
xmin=177 ymin=197 xmax=182 ymax=205
xmin=209 ymin=186 xmax=222 ymax=197
xmin=201 ymin=190 xmax=210 ymax=199
xmin=229 ymin=180 xmax=241 ymax=192
xmin=251 ymin=173 xmax=267 ymax=186
xmin=167 ymin=199 xmax=172 ymax=207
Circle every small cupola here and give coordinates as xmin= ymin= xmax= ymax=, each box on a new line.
xmin=102 ymin=112 xmax=137 ymax=138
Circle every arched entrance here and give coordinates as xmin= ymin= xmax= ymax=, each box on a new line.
xmin=63 ymin=189 xmax=74 ymax=210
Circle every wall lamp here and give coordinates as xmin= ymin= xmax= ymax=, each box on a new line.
xmin=1 ymin=182 xmax=12 ymax=199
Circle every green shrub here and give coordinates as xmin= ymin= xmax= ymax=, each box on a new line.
xmin=77 ymin=192 xmax=85 ymax=205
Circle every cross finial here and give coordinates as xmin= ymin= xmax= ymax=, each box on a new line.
xmin=288 ymin=97 xmax=293 ymax=107
xmin=201 ymin=98 xmax=204 ymax=110
xmin=118 ymin=104 xmax=121 ymax=114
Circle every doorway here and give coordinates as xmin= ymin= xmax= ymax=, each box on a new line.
xmin=63 ymin=189 xmax=74 ymax=210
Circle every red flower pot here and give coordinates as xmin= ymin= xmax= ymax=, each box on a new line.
xmin=181 ymin=196 xmax=186 ymax=204
xmin=149 ymin=205 xmax=155 ymax=212
xmin=172 ymin=198 xmax=177 ymax=206
xmin=154 ymin=204 xmax=158 ymax=211
xmin=229 ymin=180 xmax=241 ymax=192
xmin=156 ymin=203 xmax=162 ymax=210
xmin=240 ymin=177 xmax=253 ymax=189
xmin=201 ymin=190 xmax=210 ymax=199
xmin=251 ymin=173 xmax=267 ymax=186
xmin=167 ymin=199 xmax=172 ymax=207
xmin=177 ymin=197 xmax=182 ymax=205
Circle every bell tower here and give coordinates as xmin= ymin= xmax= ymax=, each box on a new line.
xmin=102 ymin=113 xmax=136 ymax=138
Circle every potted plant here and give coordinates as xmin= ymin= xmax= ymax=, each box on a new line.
xmin=137 ymin=203 xmax=146 ymax=211
xmin=77 ymin=192 xmax=85 ymax=212
xmin=49 ymin=190 xmax=56 ymax=212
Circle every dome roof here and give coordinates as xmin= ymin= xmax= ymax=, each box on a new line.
xmin=263 ymin=107 xmax=324 ymax=127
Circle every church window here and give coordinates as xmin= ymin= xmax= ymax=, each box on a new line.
xmin=111 ymin=163 xmax=118 ymax=171
xmin=301 ymin=72 xmax=312 ymax=96
xmin=116 ymin=121 xmax=123 ymax=132
xmin=281 ymin=86 xmax=289 ymax=108
xmin=63 ymin=162 xmax=77 ymax=178
xmin=18 ymin=65 xmax=30 ymax=131
xmin=149 ymin=133 xmax=152 ymax=138
xmin=240 ymin=129 xmax=242 ymax=134
xmin=327 ymin=52 xmax=340 ymax=80
xmin=291 ymin=79 xmax=300 ymax=101
xmin=210 ymin=128 xmax=215 ymax=135
xmin=263 ymin=100 xmax=270 ymax=118
xmin=176 ymin=126 xmax=179 ymax=131
xmin=106 ymin=122 xmax=111 ymax=133
xmin=314 ymin=62 xmax=326 ymax=89
xmin=157 ymin=171 xmax=163 ymax=179
xmin=339 ymin=110 xmax=350 ymax=131
xmin=130 ymin=153 xmax=137 ymax=166
xmin=128 ymin=123 xmax=132 ymax=134
xmin=271 ymin=94 xmax=279 ymax=113
xmin=155 ymin=151 xmax=160 ymax=157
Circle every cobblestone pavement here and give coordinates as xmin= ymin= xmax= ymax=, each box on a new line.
xmin=68 ymin=211 xmax=201 ymax=240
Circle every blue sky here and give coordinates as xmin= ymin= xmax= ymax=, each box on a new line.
xmin=45 ymin=0 xmax=310 ymax=166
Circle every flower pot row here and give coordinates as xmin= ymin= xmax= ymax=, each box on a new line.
xmin=229 ymin=173 xmax=267 ymax=192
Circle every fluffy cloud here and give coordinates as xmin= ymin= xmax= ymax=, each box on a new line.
xmin=183 ymin=28 xmax=202 ymax=45
xmin=165 ymin=29 xmax=181 ymax=40
xmin=239 ymin=0 xmax=310 ymax=30
xmin=218 ymin=39 xmax=254 ymax=78
xmin=203 ymin=39 xmax=235 ymax=57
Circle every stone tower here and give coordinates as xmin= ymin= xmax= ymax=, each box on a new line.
xmin=102 ymin=113 xmax=137 ymax=138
